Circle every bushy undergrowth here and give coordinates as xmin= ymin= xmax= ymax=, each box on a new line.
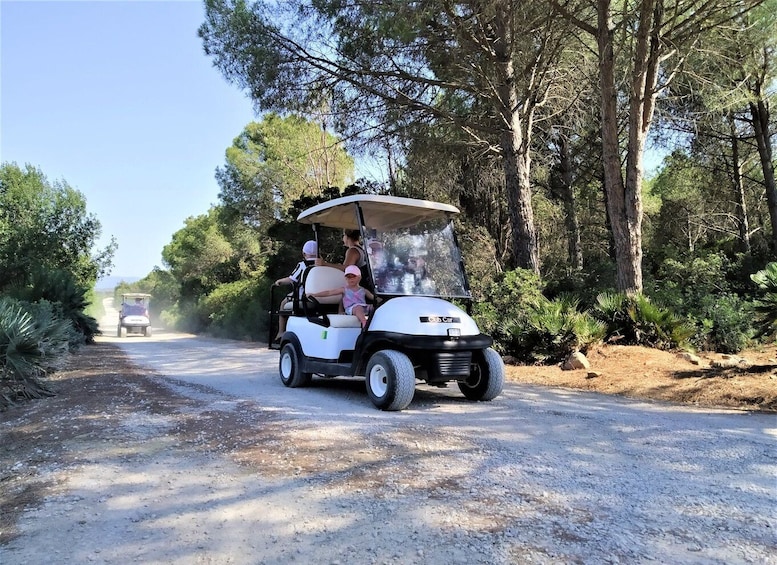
xmin=474 ymin=270 xmax=605 ymax=363
xmin=650 ymin=255 xmax=758 ymax=352
xmin=199 ymin=276 xmax=270 ymax=340
xmin=592 ymin=292 xmax=694 ymax=350
xmin=505 ymin=295 xmax=606 ymax=364
xmin=0 ymin=297 xmax=73 ymax=406
xmin=751 ymin=262 xmax=777 ymax=339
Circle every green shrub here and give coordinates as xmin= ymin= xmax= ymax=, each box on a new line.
xmin=9 ymin=269 xmax=99 ymax=345
xmin=688 ymin=293 xmax=754 ymax=353
xmin=0 ymin=296 xmax=72 ymax=406
xmin=505 ymin=295 xmax=606 ymax=363
xmin=472 ymin=268 xmax=545 ymax=345
xmin=199 ymin=276 xmax=271 ymax=340
xmin=649 ymin=255 xmax=762 ymax=352
xmin=592 ymin=292 xmax=693 ymax=350
xmin=751 ymin=262 xmax=777 ymax=340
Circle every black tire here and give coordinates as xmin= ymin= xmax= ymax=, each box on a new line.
xmin=365 ymin=350 xmax=416 ymax=411
xmin=117 ymin=324 xmax=122 ymax=338
xmin=279 ymin=342 xmax=312 ymax=388
xmin=458 ymin=347 xmax=504 ymax=401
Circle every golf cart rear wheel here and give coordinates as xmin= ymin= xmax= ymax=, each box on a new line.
xmin=279 ymin=342 xmax=312 ymax=388
xmin=458 ymin=347 xmax=505 ymax=401
xmin=366 ymin=350 xmax=416 ymax=411
xmin=117 ymin=324 xmax=122 ymax=338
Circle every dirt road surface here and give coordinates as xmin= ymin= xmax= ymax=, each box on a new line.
xmin=1 ymin=299 xmax=775 ymax=564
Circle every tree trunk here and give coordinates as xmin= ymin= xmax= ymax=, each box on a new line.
xmin=493 ymin=6 xmax=539 ymax=274
xmin=749 ymin=99 xmax=777 ymax=254
xmin=500 ymin=126 xmax=539 ymax=273
xmin=552 ymin=137 xmax=584 ymax=270
xmin=729 ymin=112 xmax=751 ymax=253
xmin=597 ymin=0 xmax=643 ymax=294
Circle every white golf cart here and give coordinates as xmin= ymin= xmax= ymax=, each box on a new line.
xmin=271 ymin=194 xmax=504 ymax=411
xmin=118 ymin=293 xmax=152 ymax=337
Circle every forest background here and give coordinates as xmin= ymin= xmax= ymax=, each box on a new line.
xmin=1 ymin=0 xmax=776 ymax=405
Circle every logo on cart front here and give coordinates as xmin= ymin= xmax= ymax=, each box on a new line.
xmin=421 ymin=316 xmax=460 ymax=323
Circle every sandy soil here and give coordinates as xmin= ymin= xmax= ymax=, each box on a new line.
xmin=504 ymin=342 xmax=777 ymax=413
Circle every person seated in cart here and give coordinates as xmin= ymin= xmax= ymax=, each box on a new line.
xmin=308 ymin=265 xmax=375 ymax=328
xmin=272 ymin=240 xmax=318 ymax=341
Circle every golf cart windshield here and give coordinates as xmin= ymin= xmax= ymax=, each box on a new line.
xmin=366 ymin=218 xmax=469 ymax=298
xmin=297 ymin=195 xmax=470 ymax=300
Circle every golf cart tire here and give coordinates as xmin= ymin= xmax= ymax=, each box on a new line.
xmin=144 ymin=326 xmax=152 ymax=337
xmin=120 ymin=326 xmax=127 ymax=338
xmin=366 ymin=350 xmax=416 ymax=411
xmin=117 ymin=324 xmax=122 ymax=338
xmin=279 ymin=342 xmax=313 ymax=388
xmin=458 ymin=347 xmax=505 ymax=401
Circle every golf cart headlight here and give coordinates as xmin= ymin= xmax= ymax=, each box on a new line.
xmin=447 ymin=327 xmax=461 ymax=339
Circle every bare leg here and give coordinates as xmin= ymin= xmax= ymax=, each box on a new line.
xmin=276 ymin=298 xmax=289 ymax=339
xmin=352 ymin=305 xmax=367 ymax=328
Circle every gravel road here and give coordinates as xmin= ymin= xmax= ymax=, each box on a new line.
xmin=1 ymin=299 xmax=775 ymax=564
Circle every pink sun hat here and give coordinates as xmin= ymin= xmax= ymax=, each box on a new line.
xmin=344 ymin=265 xmax=361 ymax=277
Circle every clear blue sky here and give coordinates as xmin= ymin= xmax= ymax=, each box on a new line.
xmin=1 ymin=0 xmax=258 ymax=279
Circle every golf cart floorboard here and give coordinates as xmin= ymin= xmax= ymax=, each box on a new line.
xmin=304 ymin=360 xmax=354 ymax=377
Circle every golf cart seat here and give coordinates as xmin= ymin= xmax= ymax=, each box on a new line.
xmin=301 ymin=266 xmax=362 ymax=328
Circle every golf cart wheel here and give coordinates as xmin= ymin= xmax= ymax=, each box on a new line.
xmin=365 ymin=350 xmax=416 ymax=411
xmin=144 ymin=326 xmax=152 ymax=337
xmin=279 ymin=342 xmax=312 ymax=388
xmin=458 ymin=347 xmax=505 ymax=401
xmin=117 ymin=324 xmax=122 ymax=338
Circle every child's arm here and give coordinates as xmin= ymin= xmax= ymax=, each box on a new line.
xmin=309 ymin=287 xmax=345 ymax=299
xmin=274 ymin=276 xmax=293 ymax=286
xmin=364 ymin=289 xmax=376 ymax=302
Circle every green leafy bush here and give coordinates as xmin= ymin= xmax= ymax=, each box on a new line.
xmin=472 ymin=268 xmax=545 ymax=346
xmin=689 ymin=294 xmax=754 ymax=353
xmin=506 ymin=295 xmax=606 ymax=363
xmin=650 ymin=255 xmax=759 ymax=352
xmin=199 ymin=276 xmax=270 ymax=340
xmin=592 ymin=292 xmax=693 ymax=350
xmin=751 ymin=262 xmax=777 ymax=339
xmin=9 ymin=269 xmax=99 ymax=346
xmin=0 ymin=296 xmax=72 ymax=406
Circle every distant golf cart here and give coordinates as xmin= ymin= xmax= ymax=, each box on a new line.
xmin=269 ymin=194 xmax=504 ymax=411
xmin=118 ymin=293 xmax=152 ymax=337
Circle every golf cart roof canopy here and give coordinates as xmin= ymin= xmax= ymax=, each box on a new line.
xmin=121 ymin=293 xmax=152 ymax=299
xmin=297 ymin=195 xmax=460 ymax=231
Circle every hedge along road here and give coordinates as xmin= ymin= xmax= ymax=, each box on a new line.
xmin=4 ymin=298 xmax=774 ymax=564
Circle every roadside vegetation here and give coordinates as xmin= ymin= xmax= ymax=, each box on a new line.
xmin=0 ymin=164 xmax=114 ymax=407
xmin=4 ymin=2 xmax=775 ymax=407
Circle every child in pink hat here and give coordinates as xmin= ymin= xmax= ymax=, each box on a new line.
xmin=309 ymin=265 xmax=375 ymax=328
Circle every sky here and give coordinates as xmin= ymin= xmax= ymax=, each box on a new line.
xmin=1 ymin=0 xmax=260 ymax=279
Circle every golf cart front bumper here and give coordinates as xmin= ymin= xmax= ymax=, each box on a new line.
xmin=357 ymin=332 xmax=493 ymax=382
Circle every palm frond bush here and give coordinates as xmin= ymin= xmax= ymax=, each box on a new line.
xmin=9 ymin=269 xmax=99 ymax=346
xmin=751 ymin=262 xmax=777 ymax=339
xmin=592 ymin=292 xmax=693 ymax=350
xmin=505 ymin=295 xmax=606 ymax=364
xmin=0 ymin=297 xmax=72 ymax=406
